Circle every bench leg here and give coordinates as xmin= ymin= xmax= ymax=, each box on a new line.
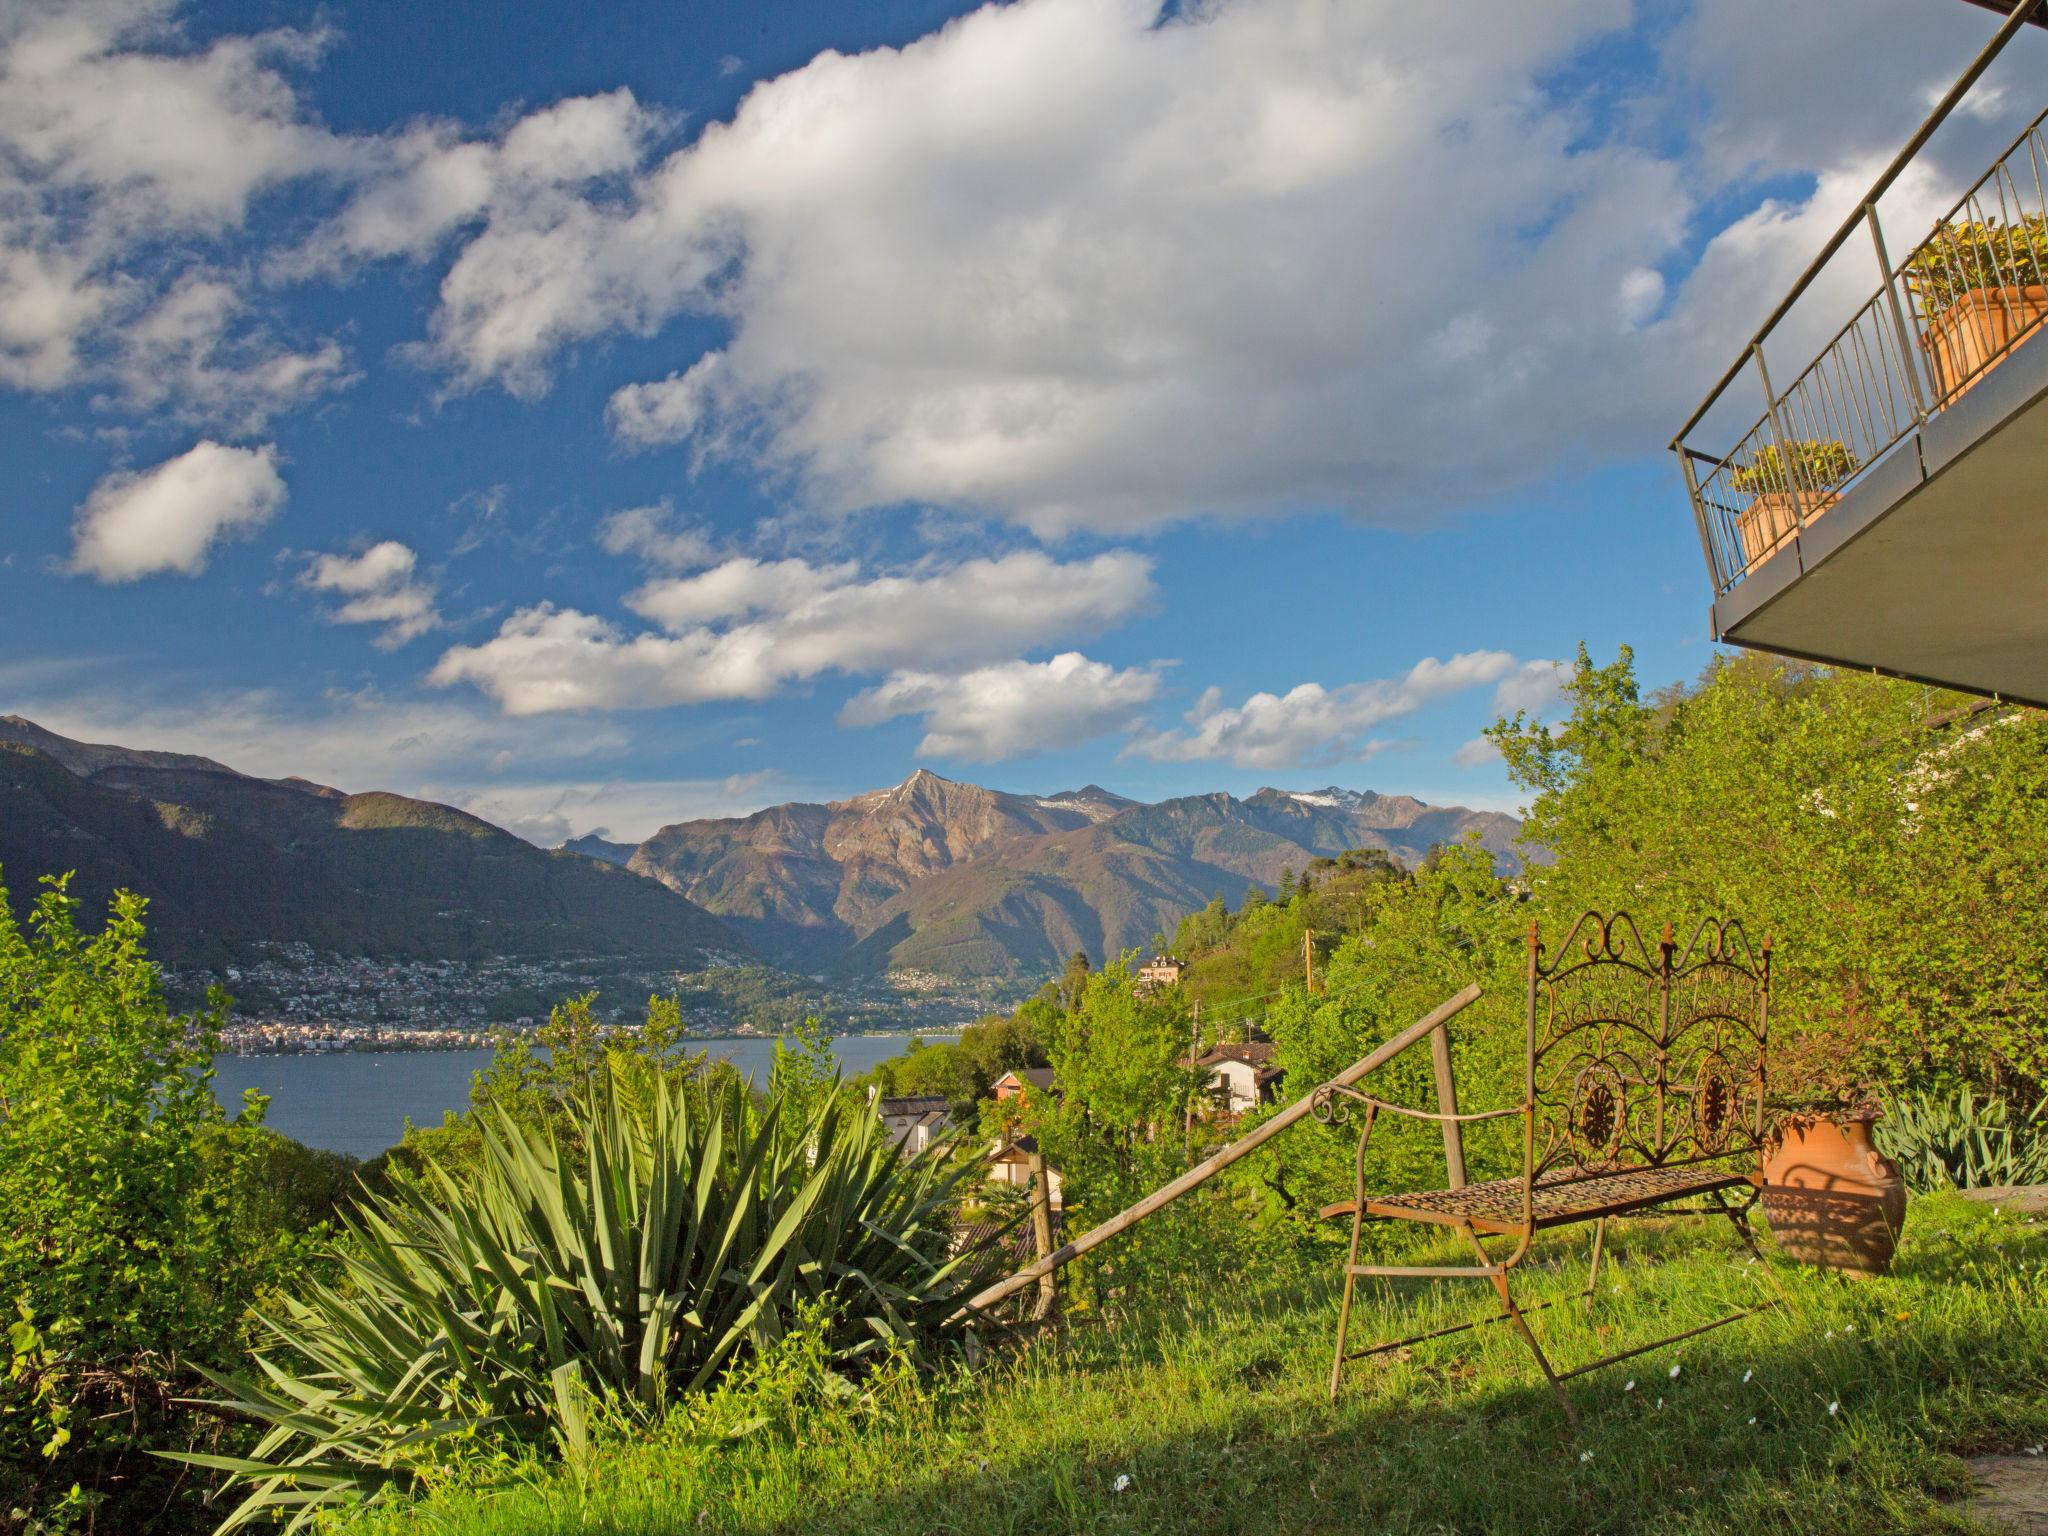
xmin=1583 ymin=1217 xmax=1608 ymax=1308
xmin=1463 ymin=1225 xmax=1580 ymax=1432
xmin=1329 ymin=1206 xmax=1366 ymax=1401
xmin=1713 ymin=1189 xmax=1792 ymax=1308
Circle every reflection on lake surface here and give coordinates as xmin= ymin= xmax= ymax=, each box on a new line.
xmin=210 ymin=1033 xmax=952 ymax=1159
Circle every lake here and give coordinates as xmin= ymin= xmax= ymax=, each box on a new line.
xmin=210 ymin=1033 xmax=953 ymax=1159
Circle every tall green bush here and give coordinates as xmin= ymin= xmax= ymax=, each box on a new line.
xmin=1492 ymin=647 xmax=2048 ymax=1100
xmin=0 ymin=872 xmax=303 ymax=1533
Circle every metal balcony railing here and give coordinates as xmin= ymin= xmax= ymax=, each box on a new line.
xmin=1672 ymin=1 xmax=2048 ymax=599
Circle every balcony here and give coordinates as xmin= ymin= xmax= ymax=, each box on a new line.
xmin=1672 ymin=5 xmax=2048 ymax=705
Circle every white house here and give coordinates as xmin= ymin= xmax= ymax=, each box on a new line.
xmin=875 ymin=1093 xmax=952 ymax=1158
xmin=1192 ymin=1041 xmax=1283 ymax=1116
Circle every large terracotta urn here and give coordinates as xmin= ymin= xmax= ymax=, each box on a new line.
xmin=1761 ymin=1115 xmax=1907 ymax=1277
xmin=1736 ymin=490 xmax=1839 ymax=568
xmin=1922 ymin=284 xmax=2048 ymax=404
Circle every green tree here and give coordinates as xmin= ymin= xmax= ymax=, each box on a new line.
xmin=1492 ymin=648 xmax=2048 ymax=1099
xmin=0 ymin=873 xmax=300 ymax=1531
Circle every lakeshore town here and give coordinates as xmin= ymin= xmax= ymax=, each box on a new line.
xmin=189 ymin=943 xmax=1012 ymax=1054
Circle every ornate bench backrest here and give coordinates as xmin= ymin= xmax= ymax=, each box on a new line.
xmin=1527 ymin=913 xmax=1770 ymax=1183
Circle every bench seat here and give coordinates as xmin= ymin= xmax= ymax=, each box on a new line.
xmin=1323 ymin=1159 xmax=1758 ymax=1235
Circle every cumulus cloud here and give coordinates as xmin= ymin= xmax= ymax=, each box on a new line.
xmin=366 ymin=0 xmax=2038 ymax=534
xmin=0 ymin=8 xmax=661 ymax=425
xmin=301 ymin=539 xmax=443 ymax=647
xmin=3 ymin=678 xmax=626 ymax=797
xmin=0 ymin=0 xmax=356 ymax=416
xmin=1130 ymin=650 xmax=1542 ymax=770
xmin=840 ymin=652 xmax=1160 ymax=761
xmin=69 ymin=440 xmax=286 ymax=581
xmin=1492 ymin=658 xmax=1570 ymax=719
xmin=595 ymin=499 xmax=717 ymax=570
xmin=431 ymin=771 xmax=785 ymax=846
xmin=429 ymin=549 xmax=1156 ymax=715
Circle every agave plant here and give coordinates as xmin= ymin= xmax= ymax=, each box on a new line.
xmin=174 ymin=1060 xmax=995 ymax=1532
xmin=1875 ymin=1084 xmax=2048 ymax=1194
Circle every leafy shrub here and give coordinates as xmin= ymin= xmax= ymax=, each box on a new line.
xmin=1728 ymin=439 xmax=1858 ymax=496
xmin=188 ymin=1058 xmax=992 ymax=1531
xmin=1875 ymin=1085 xmax=2048 ymax=1192
xmin=1905 ymin=214 xmax=2048 ymax=312
xmin=0 ymin=873 xmax=303 ymax=1534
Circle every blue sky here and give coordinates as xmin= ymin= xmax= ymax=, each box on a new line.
xmin=3 ymin=0 xmax=2041 ymax=844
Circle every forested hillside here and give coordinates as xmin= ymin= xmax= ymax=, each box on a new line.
xmin=0 ymin=722 xmax=739 ymax=968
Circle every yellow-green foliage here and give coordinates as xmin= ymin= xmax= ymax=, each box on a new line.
xmin=0 ymin=871 xmax=308 ymax=1533
xmin=1494 ymin=647 xmax=2048 ymax=1100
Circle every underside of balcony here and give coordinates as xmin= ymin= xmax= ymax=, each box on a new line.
xmin=1713 ymin=320 xmax=2048 ymax=705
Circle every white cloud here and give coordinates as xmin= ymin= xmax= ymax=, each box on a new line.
xmin=1492 ymin=658 xmax=1570 ymax=719
xmin=1453 ymin=735 xmax=1500 ymax=769
xmin=595 ymin=499 xmax=716 ymax=570
xmin=430 ymin=548 xmax=1156 ymax=715
xmin=1130 ymin=650 xmax=1529 ymax=770
xmin=301 ymin=540 xmax=443 ymax=648
xmin=2 ymin=680 xmax=627 ymax=797
xmin=840 ymin=652 xmax=1159 ymax=761
xmin=385 ymin=0 xmax=2034 ymax=535
xmin=606 ymin=353 xmax=723 ymax=449
xmin=0 ymin=0 xmax=356 ymax=415
xmin=428 ymin=771 xmax=785 ymax=846
xmin=69 ymin=440 xmax=285 ymax=581
xmin=98 ymin=271 xmax=354 ymax=430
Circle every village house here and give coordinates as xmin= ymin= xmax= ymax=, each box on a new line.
xmin=985 ymin=1132 xmax=1064 ymax=1211
xmin=873 ymin=1093 xmax=952 ymax=1158
xmin=990 ymin=1066 xmax=1057 ymax=1102
xmin=1191 ymin=1040 xmax=1284 ymax=1116
xmin=1133 ymin=952 xmax=1185 ymax=997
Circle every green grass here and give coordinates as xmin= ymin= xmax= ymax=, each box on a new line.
xmin=342 ymin=1194 xmax=2046 ymax=1536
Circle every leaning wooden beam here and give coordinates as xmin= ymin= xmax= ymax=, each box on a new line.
xmin=963 ymin=982 xmax=1484 ymax=1316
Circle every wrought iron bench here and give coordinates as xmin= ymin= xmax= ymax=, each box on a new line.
xmin=1315 ymin=913 xmax=1782 ymax=1422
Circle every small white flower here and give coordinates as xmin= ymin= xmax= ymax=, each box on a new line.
xmin=2026 ymin=1446 xmax=2044 ymax=1458
xmin=1580 ymin=1450 xmax=1594 ymax=1464
xmin=1623 ymin=1379 xmax=1635 ymax=1393
xmin=1827 ymin=1401 xmax=1840 ymax=1417
xmin=1748 ymin=1416 xmax=1758 ymax=1426
xmin=1843 ymin=1323 xmax=1854 ymax=1335
xmin=1824 ymin=1330 xmax=1835 ymax=1341
xmin=1742 ymin=1369 xmax=1754 ymax=1384
xmin=1113 ymin=1474 xmax=1132 ymax=1494
xmin=1656 ymin=1397 xmax=1665 ymax=1410
xmin=1669 ymin=1363 xmax=1682 ymax=1379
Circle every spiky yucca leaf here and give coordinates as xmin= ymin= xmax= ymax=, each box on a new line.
xmin=177 ymin=1061 xmax=993 ymax=1532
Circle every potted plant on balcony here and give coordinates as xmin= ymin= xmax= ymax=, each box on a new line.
xmin=1727 ymin=438 xmax=1857 ymax=567
xmin=1759 ymin=1017 xmax=1907 ymax=1277
xmin=1906 ymin=213 xmax=2048 ymax=404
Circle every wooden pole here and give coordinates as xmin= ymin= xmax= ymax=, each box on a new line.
xmin=1429 ymin=1020 xmax=1467 ymax=1189
xmin=1027 ymin=1146 xmax=1058 ymax=1321
xmin=1304 ymin=929 xmax=1315 ymax=995
xmin=963 ymin=982 xmax=1483 ymax=1315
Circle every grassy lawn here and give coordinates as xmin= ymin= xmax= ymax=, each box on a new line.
xmin=343 ymin=1193 xmax=2046 ymax=1536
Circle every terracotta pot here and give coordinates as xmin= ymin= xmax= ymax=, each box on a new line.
xmin=1761 ymin=1115 xmax=1907 ymax=1277
xmin=1735 ymin=490 xmax=1839 ymax=569
xmin=1922 ymin=284 xmax=2048 ymax=405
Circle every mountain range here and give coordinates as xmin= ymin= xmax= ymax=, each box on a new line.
xmin=0 ymin=716 xmax=737 ymax=968
xmin=0 ymin=716 xmax=1522 ymax=987
xmin=619 ymin=769 xmax=1522 ymax=981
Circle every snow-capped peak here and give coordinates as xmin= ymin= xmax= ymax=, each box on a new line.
xmin=1286 ymin=787 xmax=1365 ymax=810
